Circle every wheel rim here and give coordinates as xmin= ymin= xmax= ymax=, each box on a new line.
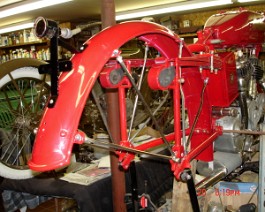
xmin=0 ymin=75 xmax=49 ymax=169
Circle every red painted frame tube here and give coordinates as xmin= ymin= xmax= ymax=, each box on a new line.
xmin=119 ymin=86 xmax=127 ymax=142
xmin=172 ymin=129 xmax=222 ymax=179
xmin=185 ymin=128 xmax=222 ymax=162
xmin=172 ymin=62 xmax=182 ymax=159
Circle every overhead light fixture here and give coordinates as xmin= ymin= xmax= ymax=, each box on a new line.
xmin=0 ymin=0 xmax=72 ymax=19
xmin=237 ymin=0 xmax=263 ymax=2
xmin=0 ymin=0 xmax=23 ymax=8
xmin=116 ymin=0 xmax=233 ymax=21
xmin=0 ymin=22 xmax=34 ymax=34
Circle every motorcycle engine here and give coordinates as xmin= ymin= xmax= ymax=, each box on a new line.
xmin=214 ymin=49 xmax=265 ymax=154
xmin=198 ymin=49 xmax=265 ymax=177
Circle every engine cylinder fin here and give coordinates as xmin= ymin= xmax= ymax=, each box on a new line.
xmin=252 ymin=64 xmax=264 ymax=81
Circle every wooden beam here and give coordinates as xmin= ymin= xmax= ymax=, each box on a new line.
xmin=100 ymin=1 xmax=127 ymax=212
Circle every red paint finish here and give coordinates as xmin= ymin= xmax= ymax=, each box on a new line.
xmin=197 ymin=10 xmax=265 ymax=49
xmin=29 ymin=21 xmax=193 ymax=171
xmin=28 ymin=10 xmax=265 ymax=180
xmin=203 ymin=52 xmax=238 ymax=107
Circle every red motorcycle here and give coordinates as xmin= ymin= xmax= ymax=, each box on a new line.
xmin=28 ymin=9 xmax=265 ymax=210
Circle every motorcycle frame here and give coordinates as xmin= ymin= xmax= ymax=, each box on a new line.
xmin=29 ymin=10 xmax=265 ymax=180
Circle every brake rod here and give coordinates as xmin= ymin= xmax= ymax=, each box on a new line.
xmin=223 ymin=129 xmax=265 ymax=135
xmin=84 ymin=137 xmax=172 ymax=161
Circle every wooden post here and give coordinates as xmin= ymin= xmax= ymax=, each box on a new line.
xmin=172 ymin=161 xmax=197 ymax=212
xmin=100 ymin=1 xmax=127 ymax=211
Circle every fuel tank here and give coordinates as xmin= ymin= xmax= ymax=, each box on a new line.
xmin=198 ymin=10 xmax=265 ymax=47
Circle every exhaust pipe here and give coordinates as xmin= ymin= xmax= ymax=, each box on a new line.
xmin=196 ymin=168 xmax=226 ymax=192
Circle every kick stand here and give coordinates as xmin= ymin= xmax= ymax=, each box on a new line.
xmin=183 ymin=169 xmax=200 ymax=212
xmin=172 ymin=160 xmax=199 ymax=212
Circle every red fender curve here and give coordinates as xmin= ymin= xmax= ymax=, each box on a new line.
xmin=28 ymin=21 xmax=211 ymax=171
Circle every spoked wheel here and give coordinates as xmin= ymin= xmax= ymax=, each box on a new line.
xmin=0 ymin=61 xmax=49 ymax=179
xmin=82 ymin=47 xmax=174 ymax=136
xmin=80 ymin=39 xmax=179 ymax=167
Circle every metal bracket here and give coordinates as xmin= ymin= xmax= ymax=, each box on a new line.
xmin=38 ymin=34 xmax=72 ymax=108
xmin=181 ymin=169 xmax=200 ymax=212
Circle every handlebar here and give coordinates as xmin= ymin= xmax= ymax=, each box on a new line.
xmin=34 ymin=16 xmax=101 ymax=39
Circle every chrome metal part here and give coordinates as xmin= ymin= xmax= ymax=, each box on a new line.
xmin=249 ymin=77 xmax=258 ymax=99
xmin=222 ymin=129 xmax=265 ymax=135
xmin=197 ymin=151 xmax=242 ymax=177
xmin=196 ymin=168 xmax=226 ymax=191
xmin=212 ymin=107 xmax=238 ymax=117
xmin=248 ymin=93 xmax=265 ymax=130
xmin=84 ymin=136 xmax=172 ymax=161
xmin=128 ymin=45 xmax=149 ymax=139
xmin=214 ymin=116 xmax=244 ymax=153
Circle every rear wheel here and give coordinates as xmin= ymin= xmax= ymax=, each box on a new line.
xmin=80 ymin=40 xmax=177 ymax=165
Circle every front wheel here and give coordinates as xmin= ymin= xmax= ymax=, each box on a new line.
xmin=0 ymin=60 xmax=49 ymax=179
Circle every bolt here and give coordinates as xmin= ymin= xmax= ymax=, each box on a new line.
xmin=181 ymin=172 xmax=191 ymax=182
xmin=75 ymin=133 xmax=82 ymax=141
xmin=172 ymin=156 xmax=180 ymax=163
xmin=60 ymin=130 xmax=67 ymax=137
xmin=186 ymin=174 xmax=191 ymax=180
xmin=113 ymin=49 xmax=119 ymax=55
xmin=33 ymin=128 xmax=38 ymax=134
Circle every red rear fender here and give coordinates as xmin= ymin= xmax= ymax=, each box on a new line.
xmin=28 ymin=21 xmax=192 ymax=171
